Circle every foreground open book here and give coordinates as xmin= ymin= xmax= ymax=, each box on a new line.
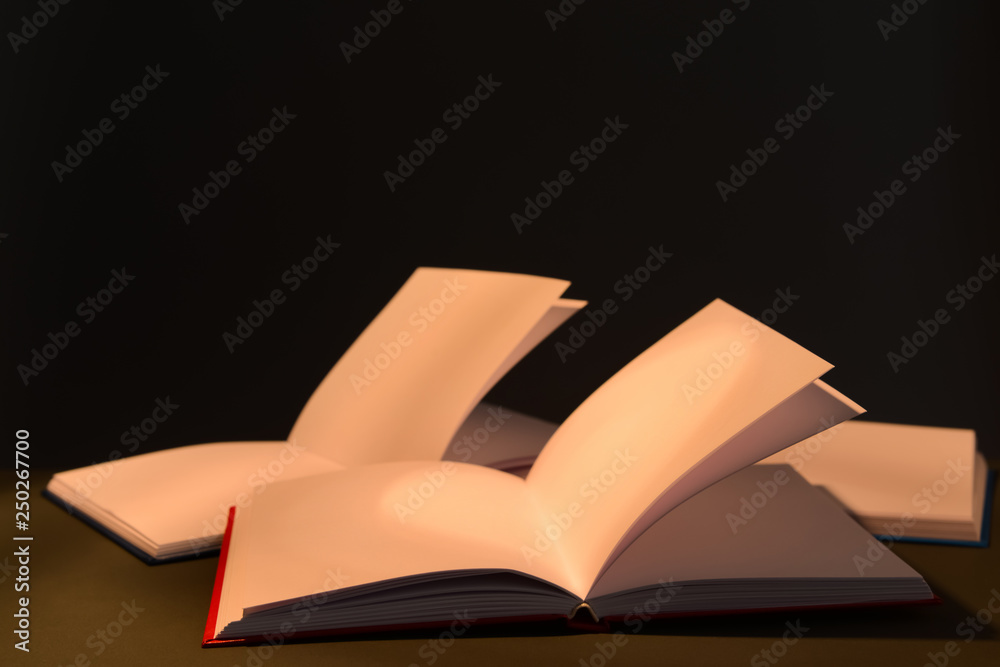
xmin=45 ymin=268 xmax=586 ymax=562
xmin=204 ymin=299 xmax=935 ymax=645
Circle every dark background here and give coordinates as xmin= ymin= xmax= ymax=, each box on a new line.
xmin=3 ymin=0 xmax=998 ymax=468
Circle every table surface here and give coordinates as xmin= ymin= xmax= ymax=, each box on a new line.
xmin=5 ymin=469 xmax=1000 ymax=667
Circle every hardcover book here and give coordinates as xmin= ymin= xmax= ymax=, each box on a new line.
xmin=203 ymin=299 xmax=933 ymax=645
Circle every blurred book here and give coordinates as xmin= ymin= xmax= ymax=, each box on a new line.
xmin=45 ymin=268 xmax=584 ymax=562
xmin=761 ymin=421 xmax=992 ymax=546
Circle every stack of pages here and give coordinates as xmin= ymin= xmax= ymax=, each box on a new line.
xmin=43 ymin=268 xmax=991 ymax=645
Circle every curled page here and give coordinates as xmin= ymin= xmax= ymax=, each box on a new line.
xmin=288 ymin=267 xmax=580 ymax=465
xmin=525 ymin=299 xmax=862 ymax=594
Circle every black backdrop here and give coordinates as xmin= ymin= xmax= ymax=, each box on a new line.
xmin=3 ymin=0 xmax=998 ymax=468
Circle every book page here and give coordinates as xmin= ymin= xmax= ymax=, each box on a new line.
xmin=588 ymin=465 xmax=931 ymax=613
xmin=469 ymin=299 xmax=587 ymax=410
xmin=221 ymin=461 xmax=580 ymax=619
xmin=47 ymin=442 xmax=343 ymax=556
xmin=287 ymin=268 xmax=578 ymax=466
xmin=524 ymin=299 xmax=850 ymax=595
xmin=599 ymin=379 xmax=863 ymax=579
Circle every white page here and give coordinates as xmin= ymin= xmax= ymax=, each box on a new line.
xmin=48 ymin=442 xmax=342 ymax=554
xmin=222 ymin=461 xmax=576 ymax=619
xmin=287 ymin=268 xmax=576 ymax=466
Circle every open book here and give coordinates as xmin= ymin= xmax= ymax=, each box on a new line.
xmin=204 ymin=299 xmax=934 ymax=645
xmin=44 ymin=268 xmax=586 ymax=562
